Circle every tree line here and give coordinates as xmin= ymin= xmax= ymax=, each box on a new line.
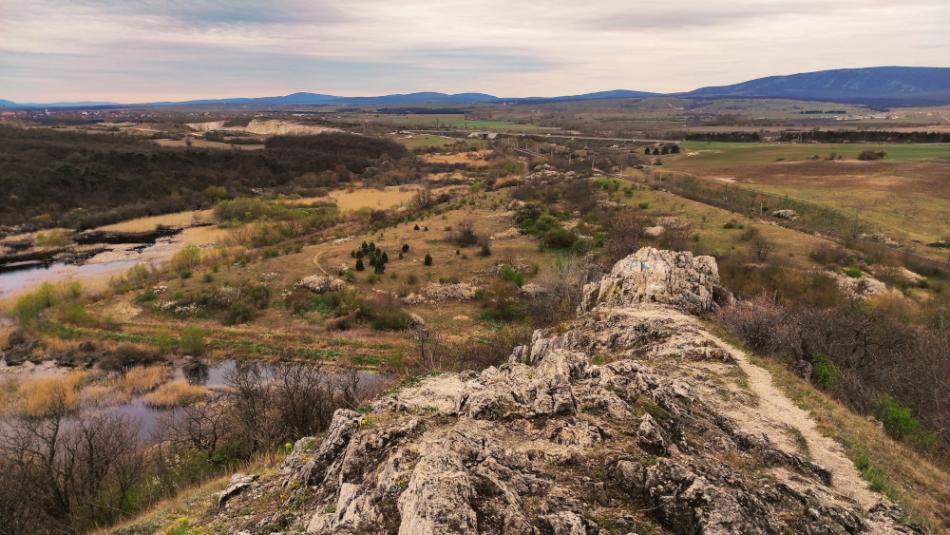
xmin=0 ymin=126 xmax=408 ymax=230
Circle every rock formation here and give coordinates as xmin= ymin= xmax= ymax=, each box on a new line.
xmin=211 ymin=248 xmax=918 ymax=535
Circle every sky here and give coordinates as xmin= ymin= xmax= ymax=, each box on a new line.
xmin=1 ymin=0 xmax=949 ymax=103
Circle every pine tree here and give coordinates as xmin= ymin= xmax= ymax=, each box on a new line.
xmin=424 ymin=253 xmax=433 ymax=266
xmin=355 ymin=258 xmax=365 ymax=271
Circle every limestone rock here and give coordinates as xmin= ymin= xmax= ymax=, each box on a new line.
xmin=210 ymin=249 xmax=919 ymax=535
xmin=580 ymin=247 xmax=723 ymax=314
xmin=643 ymin=225 xmax=665 ymax=237
xmin=217 ymin=473 xmax=258 ymax=508
xmin=771 ymin=209 xmax=799 ymax=220
xmin=297 ymin=275 xmax=346 ymax=294
xmin=403 ymin=282 xmax=478 ymax=304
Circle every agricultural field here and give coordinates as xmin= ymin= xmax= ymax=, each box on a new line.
xmin=663 ymin=142 xmax=950 ymax=246
xmin=391 ymin=133 xmax=487 ymax=151
xmin=354 ymin=113 xmax=557 ymax=132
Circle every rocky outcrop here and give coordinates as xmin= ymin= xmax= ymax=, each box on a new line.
xmin=213 ymin=248 xmax=918 ymax=535
xmin=217 ymin=473 xmax=259 ymax=509
xmin=580 ymin=247 xmax=726 ymax=314
xmin=404 ymin=282 xmax=479 ymax=304
xmin=297 ymin=275 xmax=346 ymax=294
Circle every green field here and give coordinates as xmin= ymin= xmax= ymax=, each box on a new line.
xmin=677 ymin=141 xmax=950 ymax=166
xmin=392 ymin=134 xmax=486 ymax=150
xmin=360 ymin=113 xmax=556 ymax=132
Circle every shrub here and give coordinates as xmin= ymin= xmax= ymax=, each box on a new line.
xmin=224 ymin=302 xmax=257 ymax=325
xmin=12 ymin=284 xmax=55 ymax=322
xmin=638 ymin=202 xmax=650 ymax=209
xmin=179 ymin=327 xmax=207 ymax=355
xmin=543 ymin=227 xmax=578 ymax=249
xmin=34 ymin=229 xmax=72 ymax=247
xmin=424 ymin=253 xmax=433 ymax=266
xmin=12 ymin=281 xmax=83 ymax=323
xmin=857 ymin=150 xmax=886 ymax=161
xmin=369 ymin=309 xmax=411 ymax=331
xmin=451 ymin=220 xmax=480 ymax=247
xmin=873 ymin=396 xmax=920 ymax=441
xmin=500 ymin=264 xmax=525 ymax=287
xmin=843 ymin=267 xmax=862 ymax=278
xmin=168 ymin=245 xmax=201 ymax=273
xmin=810 ymin=353 xmax=840 ymax=390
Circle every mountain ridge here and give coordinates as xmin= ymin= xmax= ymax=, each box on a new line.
xmin=2 ymin=66 xmax=948 ymax=109
xmin=683 ymin=66 xmax=950 ymax=105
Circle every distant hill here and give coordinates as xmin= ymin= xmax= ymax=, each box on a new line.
xmin=4 ymin=67 xmax=948 ymax=108
xmin=684 ymin=66 xmax=950 ymax=105
xmin=0 ymin=90 xmax=660 ymax=109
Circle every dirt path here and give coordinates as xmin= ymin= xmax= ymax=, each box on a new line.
xmin=312 ymin=248 xmax=328 ymax=275
xmin=635 ymin=307 xmax=879 ymax=510
xmin=700 ymin=323 xmax=880 ymax=509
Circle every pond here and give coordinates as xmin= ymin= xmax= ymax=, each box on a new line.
xmin=1 ymin=358 xmax=392 ymax=442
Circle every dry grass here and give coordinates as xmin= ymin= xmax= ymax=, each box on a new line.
xmin=117 ymin=365 xmax=168 ymax=394
xmin=419 ymin=150 xmax=492 ymax=167
xmin=9 ymin=371 xmax=87 ymax=417
xmin=79 ymin=383 xmax=132 ymax=408
xmin=97 ymin=209 xmax=214 ymax=233
xmin=328 ymin=186 xmax=420 ymax=211
xmin=142 ymin=380 xmax=207 ymax=408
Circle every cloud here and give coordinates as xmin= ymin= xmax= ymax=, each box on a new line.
xmin=0 ymin=0 xmax=948 ymax=101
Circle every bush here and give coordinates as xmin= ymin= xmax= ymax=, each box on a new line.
xmin=810 ymin=353 xmax=840 ymax=390
xmin=500 ymin=264 xmax=525 ymax=287
xmin=543 ymin=227 xmax=578 ymax=249
xmin=857 ymin=150 xmax=886 ymax=161
xmin=843 ymin=267 xmax=862 ymax=278
xmin=873 ymin=396 xmax=921 ymax=441
xmin=34 ymin=229 xmax=72 ymax=247
xmin=168 ymin=245 xmax=201 ymax=273
xmin=369 ymin=309 xmax=411 ymax=331
xmin=224 ymin=302 xmax=257 ymax=325
xmin=424 ymin=253 xmax=433 ymax=266
xmin=451 ymin=220 xmax=480 ymax=247
xmin=179 ymin=327 xmax=207 ymax=355
xmin=12 ymin=281 xmax=83 ymax=323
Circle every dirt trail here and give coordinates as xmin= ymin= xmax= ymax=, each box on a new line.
xmin=634 ymin=307 xmax=878 ymax=510
xmin=703 ymin=322 xmax=879 ymax=508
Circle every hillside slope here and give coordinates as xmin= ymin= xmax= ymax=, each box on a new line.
xmin=199 ymin=248 xmax=921 ymax=534
xmin=686 ymin=66 xmax=950 ymax=104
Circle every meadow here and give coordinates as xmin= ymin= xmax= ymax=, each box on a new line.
xmin=665 ymin=142 xmax=950 ymax=245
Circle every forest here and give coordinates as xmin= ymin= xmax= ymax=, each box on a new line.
xmin=0 ymin=126 xmax=408 ymax=230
